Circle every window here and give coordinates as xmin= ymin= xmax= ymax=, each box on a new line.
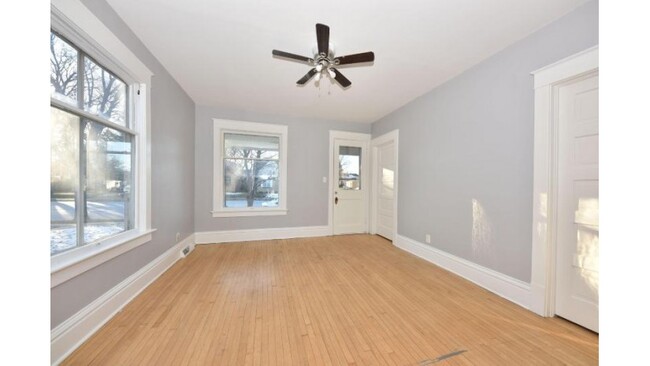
xmin=50 ymin=31 xmax=136 ymax=256
xmin=213 ymin=119 xmax=288 ymax=217
xmin=50 ymin=2 xmax=153 ymax=286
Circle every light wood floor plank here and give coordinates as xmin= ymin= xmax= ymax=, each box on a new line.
xmin=62 ymin=234 xmax=598 ymax=365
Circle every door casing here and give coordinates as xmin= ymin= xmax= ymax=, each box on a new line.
xmin=530 ymin=46 xmax=598 ymax=317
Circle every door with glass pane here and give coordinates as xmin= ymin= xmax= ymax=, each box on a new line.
xmin=333 ymin=139 xmax=367 ymax=234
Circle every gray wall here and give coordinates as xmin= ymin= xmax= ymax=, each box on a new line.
xmin=372 ymin=0 xmax=598 ymax=282
xmin=195 ymin=106 xmax=369 ymax=232
xmin=51 ymin=0 xmax=196 ymax=329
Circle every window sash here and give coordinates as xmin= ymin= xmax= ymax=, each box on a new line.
xmin=221 ymin=132 xmax=281 ymax=210
xmin=51 ymin=31 xmax=130 ymax=126
xmin=51 ymin=104 xmax=137 ymax=255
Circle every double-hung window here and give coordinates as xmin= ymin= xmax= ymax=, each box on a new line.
xmin=50 ymin=2 xmax=152 ymax=286
xmin=212 ymin=119 xmax=288 ymax=217
xmin=50 ymin=31 xmax=135 ymax=255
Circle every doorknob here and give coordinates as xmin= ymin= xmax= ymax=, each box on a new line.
xmin=335 ymin=197 xmax=339 ymax=205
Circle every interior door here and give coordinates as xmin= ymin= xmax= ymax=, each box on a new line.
xmin=333 ymin=139 xmax=367 ymax=235
xmin=555 ymin=72 xmax=599 ymax=332
xmin=375 ymin=142 xmax=395 ymax=240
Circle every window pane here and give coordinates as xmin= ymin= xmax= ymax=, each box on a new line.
xmin=84 ymin=57 xmax=127 ymax=126
xmin=51 ymin=108 xmax=80 ymax=255
xmin=224 ymin=159 xmax=279 ymax=208
xmin=224 ymin=133 xmax=279 ymax=159
xmin=84 ymin=120 xmax=134 ymax=243
xmin=50 ymin=32 xmax=78 ymax=106
xmin=339 ymin=146 xmax=361 ymax=190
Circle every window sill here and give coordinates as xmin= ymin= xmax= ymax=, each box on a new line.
xmin=51 ymin=228 xmax=157 ymax=288
xmin=211 ymin=208 xmax=288 ymax=218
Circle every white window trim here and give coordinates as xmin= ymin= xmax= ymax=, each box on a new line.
xmin=212 ymin=119 xmax=288 ymax=217
xmin=50 ymin=0 xmax=154 ymax=288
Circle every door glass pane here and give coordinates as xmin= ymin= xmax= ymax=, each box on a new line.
xmin=51 ymin=108 xmax=80 ymax=255
xmin=84 ymin=120 xmax=134 ymax=243
xmin=84 ymin=57 xmax=127 ymax=126
xmin=224 ymin=159 xmax=279 ymax=208
xmin=338 ymin=146 xmax=361 ymax=190
xmin=50 ymin=32 xmax=78 ymax=106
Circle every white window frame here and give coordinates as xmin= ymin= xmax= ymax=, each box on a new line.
xmin=50 ymin=0 xmax=154 ymax=288
xmin=212 ymin=119 xmax=288 ymax=217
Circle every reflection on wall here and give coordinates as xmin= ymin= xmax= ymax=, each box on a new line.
xmin=472 ymin=199 xmax=494 ymax=262
xmin=537 ymin=192 xmax=548 ymax=239
xmin=575 ymin=197 xmax=599 ymax=295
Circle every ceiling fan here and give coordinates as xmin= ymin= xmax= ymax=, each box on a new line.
xmin=272 ymin=23 xmax=375 ymax=88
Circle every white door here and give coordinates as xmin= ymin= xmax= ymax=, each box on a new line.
xmin=333 ymin=139 xmax=367 ymax=234
xmin=555 ymin=72 xmax=599 ymax=332
xmin=375 ymin=142 xmax=395 ymax=240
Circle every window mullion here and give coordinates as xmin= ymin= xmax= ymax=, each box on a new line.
xmin=77 ymin=119 xmax=86 ymax=248
xmin=75 ymin=53 xmax=85 ymax=249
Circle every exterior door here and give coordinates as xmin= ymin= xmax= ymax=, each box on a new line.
xmin=375 ymin=141 xmax=395 ymax=240
xmin=555 ymin=72 xmax=599 ymax=332
xmin=333 ymin=139 xmax=367 ymax=234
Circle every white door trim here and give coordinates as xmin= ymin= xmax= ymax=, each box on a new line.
xmin=529 ymin=45 xmax=598 ymax=316
xmin=328 ymin=130 xmax=371 ymax=235
xmin=370 ymin=130 xmax=399 ymax=240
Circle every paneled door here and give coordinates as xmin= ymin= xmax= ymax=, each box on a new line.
xmin=375 ymin=141 xmax=395 ymax=240
xmin=555 ymin=72 xmax=599 ymax=332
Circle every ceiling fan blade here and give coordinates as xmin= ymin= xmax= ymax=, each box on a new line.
xmin=297 ymin=68 xmax=318 ymax=85
xmin=316 ymin=23 xmax=330 ymax=56
xmin=330 ymin=68 xmax=351 ymax=88
xmin=335 ymin=52 xmax=375 ymax=65
xmin=272 ymin=50 xmax=313 ymax=63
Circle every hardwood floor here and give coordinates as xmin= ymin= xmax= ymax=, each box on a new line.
xmin=62 ymin=235 xmax=598 ymax=365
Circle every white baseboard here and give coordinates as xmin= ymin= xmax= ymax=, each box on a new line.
xmin=194 ymin=225 xmax=331 ymax=244
xmin=50 ymin=234 xmax=195 ymax=365
xmin=394 ymin=234 xmax=532 ymax=310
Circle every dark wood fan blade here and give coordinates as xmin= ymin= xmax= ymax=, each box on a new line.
xmin=316 ymin=23 xmax=330 ymax=56
xmin=297 ymin=68 xmax=318 ymax=85
xmin=335 ymin=52 xmax=375 ymax=65
xmin=330 ymin=68 xmax=351 ymax=88
xmin=272 ymin=50 xmax=312 ymax=63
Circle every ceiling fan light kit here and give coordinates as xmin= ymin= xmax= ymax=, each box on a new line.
xmin=272 ymin=23 xmax=375 ymax=89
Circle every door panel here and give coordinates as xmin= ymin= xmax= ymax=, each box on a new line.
xmin=555 ymin=73 xmax=599 ymax=332
xmin=376 ymin=142 xmax=395 ymax=240
xmin=333 ymin=140 xmax=367 ymax=234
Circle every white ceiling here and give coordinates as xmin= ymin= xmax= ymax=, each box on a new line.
xmin=107 ymin=0 xmax=588 ymax=123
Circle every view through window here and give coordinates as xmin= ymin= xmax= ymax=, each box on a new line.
xmin=223 ymin=133 xmax=280 ymax=208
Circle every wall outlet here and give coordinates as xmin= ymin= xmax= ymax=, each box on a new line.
xmin=175 ymin=232 xmax=181 ymax=242
xmin=322 ymin=176 xmax=327 ymax=183
xmin=425 ymin=234 xmax=431 ymax=244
